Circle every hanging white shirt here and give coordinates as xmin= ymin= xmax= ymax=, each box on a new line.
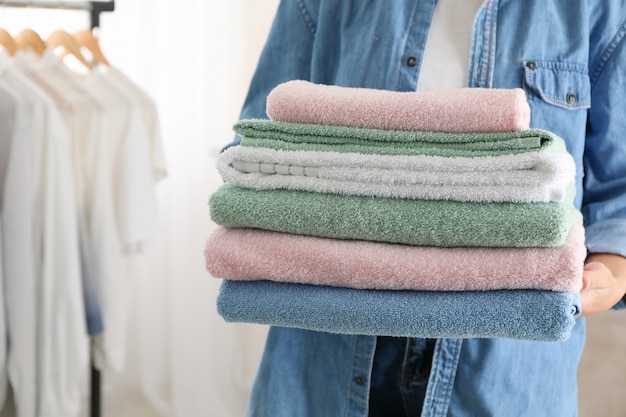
xmin=106 ymin=65 xmax=168 ymax=183
xmin=0 ymin=220 xmax=5 ymax=411
xmin=0 ymin=56 xmax=12 ymax=412
xmin=78 ymin=69 xmax=159 ymax=255
xmin=31 ymin=51 xmax=109 ymax=339
xmin=12 ymin=50 xmax=90 ymax=417
xmin=0 ymin=72 xmax=36 ymax=417
xmin=75 ymin=67 xmax=158 ymax=372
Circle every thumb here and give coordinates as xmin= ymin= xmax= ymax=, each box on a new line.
xmin=582 ymin=262 xmax=605 ymax=291
xmin=584 ymin=261 xmax=605 ymax=272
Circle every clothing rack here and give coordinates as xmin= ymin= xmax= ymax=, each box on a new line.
xmin=0 ymin=3 xmax=115 ymax=416
xmin=0 ymin=0 xmax=115 ymax=29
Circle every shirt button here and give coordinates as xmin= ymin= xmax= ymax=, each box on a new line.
xmin=525 ymin=61 xmax=536 ymax=70
xmin=406 ymin=56 xmax=418 ymax=67
xmin=354 ymin=376 xmax=366 ymax=386
xmin=566 ymin=93 xmax=577 ymax=104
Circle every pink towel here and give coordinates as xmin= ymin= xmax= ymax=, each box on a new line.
xmin=266 ymin=80 xmax=531 ymax=133
xmin=205 ymin=225 xmax=585 ymax=292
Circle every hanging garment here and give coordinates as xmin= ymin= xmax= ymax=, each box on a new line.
xmin=13 ymin=47 xmax=103 ymax=338
xmin=1 ymin=31 xmax=165 ymax=414
xmin=106 ymin=65 xmax=168 ymax=182
xmin=78 ymin=68 xmax=158 ymax=372
xmin=0 ymin=75 xmax=37 ymax=417
xmin=31 ymin=50 xmax=160 ymax=372
xmin=12 ymin=49 xmax=92 ymax=417
xmin=83 ymin=70 xmax=159 ymax=254
xmin=0 ymin=221 xmax=6 ymax=411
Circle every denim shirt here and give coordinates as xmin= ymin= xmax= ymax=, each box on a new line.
xmin=232 ymin=1 xmax=626 ymax=416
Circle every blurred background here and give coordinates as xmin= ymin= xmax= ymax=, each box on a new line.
xmin=0 ymin=1 xmax=624 ymax=416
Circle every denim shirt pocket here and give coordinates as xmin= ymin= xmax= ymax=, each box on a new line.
xmin=522 ymin=60 xmax=591 ymax=110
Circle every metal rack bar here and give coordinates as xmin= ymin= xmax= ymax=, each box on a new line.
xmin=90 ymin=366 xmax=102 ymax=417
xmin=0 ymin=1 xmax=115 ymax=28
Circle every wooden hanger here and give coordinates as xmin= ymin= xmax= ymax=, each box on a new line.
xmin=46 ymin=29 xmax=93 ymax=70
xmin=15 ymin=28 xmax=47 ymax=56
xmin=0 ymin=28 xmax=17 ymax=56
xmin=74 ymin=29 xmax=110 ymax=66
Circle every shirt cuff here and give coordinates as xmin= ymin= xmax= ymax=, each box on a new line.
xmin=615 ymin=298 xmax=626 ymax=310
xmin=585 ymin=218 xmax=626 ymax=258
xmin=585 ymin=219 xmax=626 ymax=311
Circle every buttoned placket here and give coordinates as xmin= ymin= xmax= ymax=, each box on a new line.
xmin=419 ymin=3 xmax=498 ymax=417
xmin=394 ymin=0 xmax=438 ymax=91
xmin=345 ymin=4 xmax=442 ymax=417
xmin=346 ymin=335 xmax=376 ymax=417
xmin=344 ymin=1 xmax=499 ymax=415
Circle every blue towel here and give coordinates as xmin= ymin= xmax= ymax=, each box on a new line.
xmin=216 ymin=280 xmax=581 ymax=342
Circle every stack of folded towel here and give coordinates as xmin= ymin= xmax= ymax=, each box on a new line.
xmin=206 ymin=80 xmax=586 ymax=342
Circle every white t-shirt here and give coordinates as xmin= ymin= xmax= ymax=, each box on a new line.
xmin=0 ymin=220 xmax=5 ymax=410
xmin=0 ymin=75 xmax=24 ymax=416
xmin=13 ymin=50 xmax=90 ymax=417
xmin=417 ymin=0 xmax=484 ymax=91
xmin=79 ymin=69 xmax=157 ymax=372
xmin=106 ymin=65 xmax=168 ymax=183
xmin=84 ymin=70 xmax=159 ymax=254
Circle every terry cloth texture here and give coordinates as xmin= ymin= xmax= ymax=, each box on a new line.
xmin=208 ymin=184 xmax=582 ymax=248
xmin=234 ymin=121 xmax=565 ymax=157
xmin=218 ymin=145 xmax=576 ymax=203
xmin=204 ymin=224 xmax=586 ymax=292
xmin=216 ymin=280 xmax=581 ymax=342
xmin=266 ymin=80 xmax=531 ymax=133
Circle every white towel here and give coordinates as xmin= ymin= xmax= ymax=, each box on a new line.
xmin=217 ymin=145 xmax=576 ymax=203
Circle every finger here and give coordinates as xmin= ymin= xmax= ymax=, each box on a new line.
xmin=580 ymin=264 xmax=621 ymax=316
xmin=581 ymin=264 xmax=601 ymax=292
xmin=584 ymin=261 xmax=606 ymax=272
xmin=581 ymin=262 xmax=612 ymax=292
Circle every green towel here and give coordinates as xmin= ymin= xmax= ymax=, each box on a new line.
xmin=209 ymin=184 xmax=582 ymax=248
xmin=234 ymin=120 xmax=567 ymax=157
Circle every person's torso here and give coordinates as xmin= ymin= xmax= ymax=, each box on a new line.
xmin=246 ymin=1 xmax=626 ymax=416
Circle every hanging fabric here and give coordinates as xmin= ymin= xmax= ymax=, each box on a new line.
xmin=0 ymin=3 xmax=167 ymax=417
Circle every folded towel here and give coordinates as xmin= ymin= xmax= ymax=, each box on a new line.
xmin=216 ymin=280 xmax=581 ymax=342
xmin=205 ymin=224 xmax=586 ymax=292
xmin=218 ymin=145 xmax=575 ymax=203
xmin=209 ymin=184 xmax=582 ymax=247
xmin=266 ymin=80 xmax=531 ymax=133
xmin=235 ymin=120 xmax=565 ymax=158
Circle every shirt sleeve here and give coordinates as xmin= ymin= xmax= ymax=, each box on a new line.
xmin=222 ymin=0 xmax=318 ymax=150
xmin=583 ymin=30 xmax=626 ymax=310
xmin=114 ymin=105 xmax=159 ymax=252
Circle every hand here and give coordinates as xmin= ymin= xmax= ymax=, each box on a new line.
xmin=579 ymin=253 xmax=626 ymax=317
